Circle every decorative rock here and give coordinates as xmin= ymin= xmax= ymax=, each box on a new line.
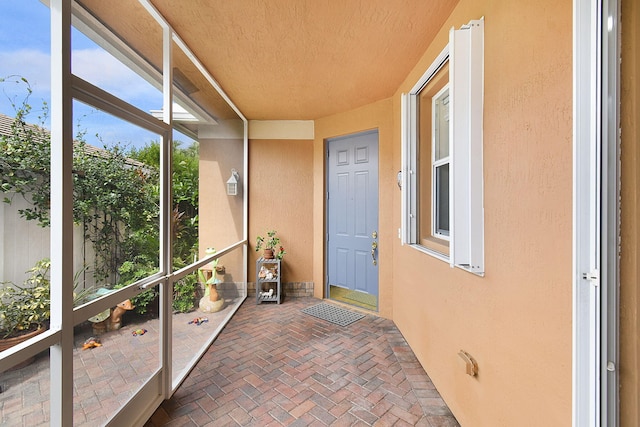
xmin=199 ymin=296 xmax=225 ymax=313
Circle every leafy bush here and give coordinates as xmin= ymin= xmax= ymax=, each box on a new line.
xmin=2 ymin=77 xmax=202 ymax=309
xmin=116 ymin=260 xmax=158 ymax=315
xmin=173 ymin=274 xmax=198 ymax=313
xmin=0 ymin=259 xmax=95 ymax=338
xmin=0 ymin=259 xmax=51 ymax=338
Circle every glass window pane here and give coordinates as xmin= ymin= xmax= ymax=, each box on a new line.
xmin=73 ymin=284 xmax=161 ymax=426
xmin=417 ymin=61 xmax=449 ymax=246
xmin=171 ymin=129 xmax=200 ymax=273
xmin=72 ymin=99 xmax=160 ymax=293
xmin=0 ymin=352 xmax=50 ymax=424
xmin=435 ymin=163 xmax=450 ymax=236
xmin=1 ymin=0 xmax=53 ymax=355
xmin=172 ymin=245 xmax=246 ymax=385
xmin=434 ymin=88 xmax=450 ymax=161
xmin=71 ymin=1 xmax=163 ymax=120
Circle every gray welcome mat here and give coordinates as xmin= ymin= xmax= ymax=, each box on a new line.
xmin=301 ymin=303 xmax=365 ymax=327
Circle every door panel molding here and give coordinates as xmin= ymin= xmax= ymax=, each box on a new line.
xmin=326 ymin=130 xmax=379 ymax=305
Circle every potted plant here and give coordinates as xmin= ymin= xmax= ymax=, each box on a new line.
xmin=255 ymin=230 xmax=286 ymax=260
xmin=0 ymin=259 xmax=95 ymax=350
xmin=0 ymin=259 xmax=51 ymax=352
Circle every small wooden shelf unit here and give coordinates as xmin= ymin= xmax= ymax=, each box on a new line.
xmin=256 ymin=258 xmax=282 ymax=304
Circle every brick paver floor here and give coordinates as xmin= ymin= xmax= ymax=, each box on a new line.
xmin=146 ymin=298 xmax=460 ymax=426
xmin=0 ymin=295 xmax=244 ymax=426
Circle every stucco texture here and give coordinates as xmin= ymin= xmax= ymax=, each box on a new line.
xmin=620 ymin=0 xmax=640 ymax=424
xmin=394 ymin=1 xmax=572 ymax=425
xmin=198 ymin=0 xmax=638 ymax=424
xmin=199 ymin=138 xmax=245 ymax=252
xmin=311 ymin=0 xmax=573 ymax=425
xmin=390 ymin=1 xmax=573 ymax=425
xmin=248 ymin=139 xmax=314 ymax=283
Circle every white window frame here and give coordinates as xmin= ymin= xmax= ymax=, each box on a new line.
xmin=401 ymin=18 xmax=484 ymax=275
xmin=573 ymin=0 xmax=620 ymax=425
xmin=432 ymin=85 xmax=451 ymax=240
xmin=0 ymin=1 xmax=250 ymax=425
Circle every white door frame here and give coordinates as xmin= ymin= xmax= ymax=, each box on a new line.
xmin=573 ymin=0 xmax=620 ymax=426
xmin=325 ymin=130 xmax=380 ymax=303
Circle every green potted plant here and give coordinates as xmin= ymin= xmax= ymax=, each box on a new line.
xmin=0 ymin=259 xmax=95 ymax=349
xmin=255 ymin=230 xmax=286 ymax=260
xmin=0 ymin=259 xmax=51 ymax=352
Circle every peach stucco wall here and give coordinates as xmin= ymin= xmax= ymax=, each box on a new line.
xmin=200 ymin=0 xmax=638 ymax=424
xmin=199 ymin=137 xmax=244 ymax=252
xmin=248 ymin=139 xmax=314 ymax=283
xmin=313 ymin=98 xmax=394 ymax=319
xmin=389 ymin=1 xmax=573 ymax=425
xmin=620 ymin=0 xmax=639 ymax=424
xmin=310 ymin=0 xmax=573 ymax=425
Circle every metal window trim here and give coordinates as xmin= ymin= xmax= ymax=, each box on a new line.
xmin=599 ymin=3 xmax=620 ymax=427
xmin=450 ymin=18 xmax=485 ymax=275
xmin=49 ymin=0 xmax=75 ymax=424
xmin=71 ymin=74 xmax=171 ymax=136
xmin=401 ymin=46 xmax=450 ymax=250
xmin=401 ymin=20 xmax=484 ymax=274
xmin=26 ymin=1 xmax=252 ymax=424
xmin=573 ymin=0 xmax=620 ymax=425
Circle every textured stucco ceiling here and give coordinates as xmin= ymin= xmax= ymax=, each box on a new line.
xmin=85 ymin=0 xmax=458 ymax=121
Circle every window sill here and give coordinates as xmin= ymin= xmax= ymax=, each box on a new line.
xmin=408 ymin=237 xmax=450 ymax=264
xmin=420 ymin=236 xmax=450 ymax=257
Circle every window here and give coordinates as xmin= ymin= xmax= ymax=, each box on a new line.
xmin=432 ymin=85 xmax=450 ymax=239
xmin=401 ymin=18 xmax=484 ymax=275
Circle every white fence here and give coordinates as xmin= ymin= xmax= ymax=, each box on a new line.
xmin=0 ymin=193 xmax=100 ymax=290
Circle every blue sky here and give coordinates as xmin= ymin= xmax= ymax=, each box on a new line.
xmin=0 ymin=0 xmax=181 ymax=149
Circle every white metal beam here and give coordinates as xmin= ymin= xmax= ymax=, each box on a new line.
xmin=49 ymin=0 xmax=74 ymax=425
xmin=573 ymin=0 xmax=620 ymax=425
xmin=160 ymin=21 xmax=174 ymax=399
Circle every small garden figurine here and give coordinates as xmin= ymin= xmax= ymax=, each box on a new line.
xmin=198 ymin=248 xmax=225 ymax=313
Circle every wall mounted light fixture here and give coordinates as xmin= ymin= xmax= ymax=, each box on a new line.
xmin=226 ymin=169 xmax=239 ymax=196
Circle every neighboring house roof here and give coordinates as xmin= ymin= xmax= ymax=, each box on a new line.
xmin=0 ymin=112 xmax=16 ymax=138
xmin=0 ymin=113 xmax=147 ymax=169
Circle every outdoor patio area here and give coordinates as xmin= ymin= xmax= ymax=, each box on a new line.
xmin=0 ymin=293 xmax=244 ymax=426
xmin=1 ymin=296 xmax=458 ymax=426
xmin=146 ymin=298 xmax=459 ymax=426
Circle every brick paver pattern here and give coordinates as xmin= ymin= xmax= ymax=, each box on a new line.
xmin=146 ymin=298 xmax=460 ymax=426
xmin=0 ymin=296 xmax=243 ymax=426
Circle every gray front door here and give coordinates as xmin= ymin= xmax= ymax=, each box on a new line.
xmin=326 ymin=130 xmax=379 ymax=300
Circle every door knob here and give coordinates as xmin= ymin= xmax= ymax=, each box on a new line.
xmin=371 ymin=241 xmax=377 ymax=265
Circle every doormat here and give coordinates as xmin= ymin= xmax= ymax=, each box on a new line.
xmin=301 ymin=303 xmax=365 ymax=327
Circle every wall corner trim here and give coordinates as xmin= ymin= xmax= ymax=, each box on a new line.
xmin=249 ymin=120 xmax=314 ymax=140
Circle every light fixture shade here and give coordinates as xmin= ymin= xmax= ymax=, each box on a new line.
xmin=226 ymin=169 xmax=239 ymax=196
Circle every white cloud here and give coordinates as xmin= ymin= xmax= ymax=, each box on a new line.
xmin=0 ymin=49 xmax=51 ymax=87
xmin=0 ymin=47 xmax=162 ymax=148
xmin=0 ymin=48 xmax=161 ymax=110
xmin=72 ymin=48 xmax=161 ymax=107
xmin=0 ymin=49 xmax=51 ymax=111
